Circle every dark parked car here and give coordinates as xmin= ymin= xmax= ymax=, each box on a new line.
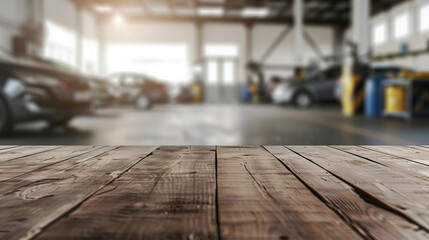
xmin=0 ymin=50 xmax=92 ymax=134
xmin=108 ymin=72 xmax=169 ymax=109
xmin=88 ymin=76 xmax=120 ymax=109
xmin=272 ymin=65 xmax=342 ymax=108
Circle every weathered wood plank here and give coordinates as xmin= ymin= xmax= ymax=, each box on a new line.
xmin=217 ymin=146 xmax=361 ymax=240
xmin=0 ymin=146 xmax=102 ymax=182
xmin=287 ymin=146 xmax=429 ymax=232
xmin=0 ymin=145 xmax=18 ymax=150
xmin=333 ymin=146 xmax=429 ymax=182
xmin=35 ymin=146 xmax=218 ymax=240
xmin=265 ymin=145 xmax=429 ymax=240
xmin=0 ymin=146 xmax=61 ymax=163
xmin=0 ymin=146 xmax=157 ymax=240
xmin=362 ymin=146 xmax=429 ymax=166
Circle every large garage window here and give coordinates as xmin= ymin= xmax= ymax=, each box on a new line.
xmin=393 ymin=12 xmax=410 ymax=39
xmin=44 ymin=21 xmax=76 ymax=67
xmin=106 ymin=44 xmax=189 ymax=84
xmin=419 ymin=2 xmax=429 ymax=32
xmin=373 ymin=22 xmax=387 ymax=45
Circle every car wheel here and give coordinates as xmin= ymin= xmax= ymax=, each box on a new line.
xmin=136 ymin=96 xmax=152 ymax=110
xmin=49 ymin=117 xmax=73 ymax=127
xmin=294 ymin=91 xmax=313 ymax=109
xmin=0 ymin=97 xmax=12 ymax=135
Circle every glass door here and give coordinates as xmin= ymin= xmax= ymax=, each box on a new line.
xmin=204 ymin=58 xmax=238 ymax=103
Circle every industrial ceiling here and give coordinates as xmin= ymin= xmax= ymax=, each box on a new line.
xmin=74 ymin=0 xmax=407 ymax=26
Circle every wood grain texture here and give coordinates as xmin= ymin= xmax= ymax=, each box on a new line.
xmin=1 ymin=145 xmax=429 ymax=240
xmin=265 ymin=145 xmax=429 ymax=240
xmin=0 ymin=146 xmax=157 ymax=240
xmin=362 ymin=146 xmax=429 ymax=166
xmin=217 ymin=146 xmax=361 ymax=240
xmin=333 ymin=146 xmax=429 ymax=182
xmin=287 ymin=146 xmax=429 ymax=233
xmin=0 ymin=146 xmax=61 ymax=163
xmin=35 ymin=146 xmax=218 ymax=240
xmin=0 ymin=146 xmax=101 ymax=181
xmin=0 ymin=146 xmax=18 ymax=150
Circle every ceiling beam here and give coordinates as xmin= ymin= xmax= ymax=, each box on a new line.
xmin=99 ymin=14 xmax=347 ymax=26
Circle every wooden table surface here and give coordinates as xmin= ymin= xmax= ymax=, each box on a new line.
xmin=1 ymin=145 xmax=429 ymax=240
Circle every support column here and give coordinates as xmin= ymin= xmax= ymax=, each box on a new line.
xmin=333 ymin=27 xmax=345 ymax=63
xmin=194 ymin=22 xmax=204 ymax=80
xmin=352 ymin=0 xmax=370 ymax=63
xmin=294 ymin=0 xmax=304 ymax=66
xmin=195 ymin=22 xmax=203 ymax=64
xmin=75 ymin=4 xmax=83 ymax=71
xmin=22 ymin=0 xmax=44 ymax=57
xmin=97 ymin=16 xmax=106 ymax=75
xmin=246 ymin=23 xmax=253 ymax=64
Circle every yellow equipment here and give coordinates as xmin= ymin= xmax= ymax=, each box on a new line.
xmin=341 ymin=64 xmax=367 ymax=116
xmin=249 ymin=83 xmax=259 ymax=103
xmin=408 ymin=72 xmax=429 ymax=80
xmin=191 ymin=82 xmax=203 ymax=103
xmin=385 ymin=86 xmax=407 ymax=112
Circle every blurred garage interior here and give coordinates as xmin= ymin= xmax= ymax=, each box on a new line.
xmin=0 ymin=0 xmax=429 ymax=145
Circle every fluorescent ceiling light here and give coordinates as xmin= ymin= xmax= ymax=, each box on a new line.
xmin=198 ymin=7 xmax=224 ymax=16
xmin=93 ymin=4 xmax=113 ymax=13
xmin=242 ymin=7 xmax=270 ymax=18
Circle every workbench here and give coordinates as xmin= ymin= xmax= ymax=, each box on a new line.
xmin=1 ymin=145 xmax=429 ymax=239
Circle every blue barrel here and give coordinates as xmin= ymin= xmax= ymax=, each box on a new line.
xmin=241 ymin=85 xmax=251 ymax=102
xmin=365 ymin=76 xmax=384 ymax=117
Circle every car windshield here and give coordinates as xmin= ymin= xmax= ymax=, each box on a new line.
xmin=303 ymin=66 xmax=341 ymax=81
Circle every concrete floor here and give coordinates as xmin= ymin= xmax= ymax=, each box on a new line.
xmin=1 ymin=104 xmax=429 ymax=145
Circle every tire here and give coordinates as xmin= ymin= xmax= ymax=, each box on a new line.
xmin=136 ymin=96 xmax=152 ymax=110
xmin=49 ymin=116 xmax=73 ymax=127
xmin=293 ymin=91 xmax=313 ymax=109
xmin=0 ymin=97 xmax=12 ymax=135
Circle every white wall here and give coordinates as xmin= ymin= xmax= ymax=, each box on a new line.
xmin=203 ymin=23 xmax=247 ymax=83
xmin=370 ymin=0 xmax=429 ymax=71
xmin=0 ymin=0 xmax=25 ymax=50
xmin=43 ymin=0 xmax=76 ymax=31
xmin=252 ymin=24 xmax=334 ymax=81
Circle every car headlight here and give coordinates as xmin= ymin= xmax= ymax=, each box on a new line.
xmin=4 ymin=78 xmax=50 ymax=99
xmin=4 ymin=78 xmax=26 ymax=98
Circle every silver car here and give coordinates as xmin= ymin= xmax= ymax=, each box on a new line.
xmin=272 ymin=65 xmax=342 ymax=108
